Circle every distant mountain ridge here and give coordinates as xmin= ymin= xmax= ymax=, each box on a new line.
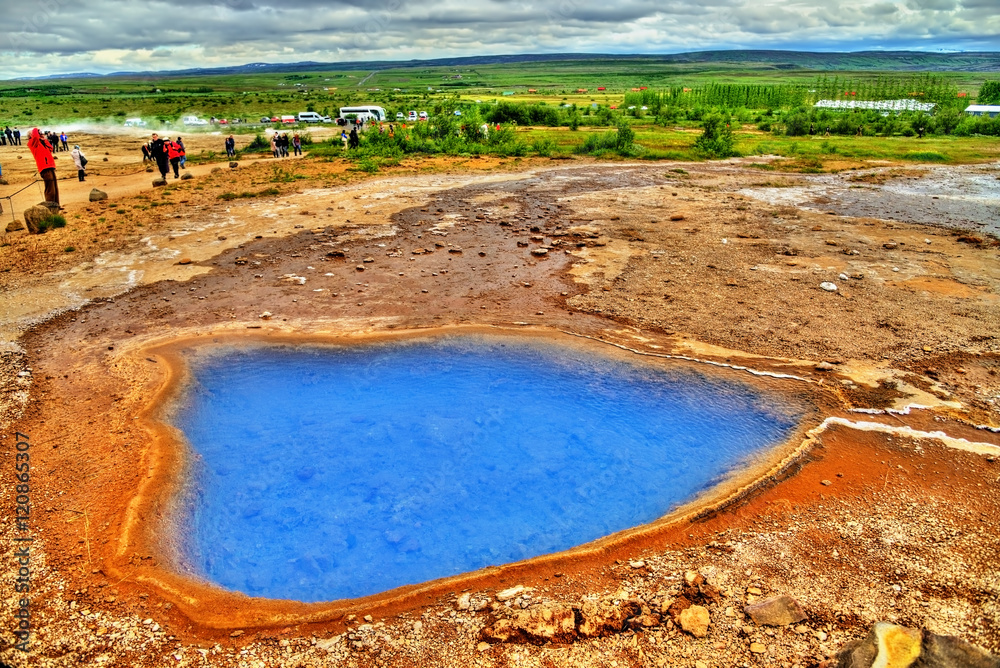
xmin=12 ymin=50 xmax=1000 ymax=81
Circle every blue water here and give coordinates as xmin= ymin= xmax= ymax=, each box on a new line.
xmin=170 ymin=336 xmax=800 ymax=602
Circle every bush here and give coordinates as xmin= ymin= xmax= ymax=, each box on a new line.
xmin=694 ymin=114 xmax=738 ymax=158
xmin=576 ymin=121 xmax=639 ymax=157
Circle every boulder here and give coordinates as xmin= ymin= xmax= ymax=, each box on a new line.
xmin=826 ymin=622 xmax=1000 ymax=668
xmin=152 ymin=177 xmax=167 ymax=187
xmin=0 ymin=177 xmax=8 ymax=185
xmin=23 ymin=205 xmax=52 ymax=234
xmin=229 ymin=161 xmax=239 ymax=169
xmin=481 ymin=607 xmax=577 ymax=645
xmin=745 ymin=596 xmax=808 ymax=626
xmin=678 ymin=605 xmax=710 ymax=638
xmin=576 ymin=600 xmax=641 ymax=638
xmin=6 ymin=220 xmax=25 ymax=233
xmin=180 ymin=172 xmax=194 ymax=180
xmin=89 ymin=188 xmax=108 ymax=202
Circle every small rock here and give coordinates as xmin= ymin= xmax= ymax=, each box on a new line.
xmin=23 ymin=205 xmax=53 ymax=234
xmin=259 ymin=311 xmax=272 ymax=320
xmin=180 ymin=172 xmax=194 ymax=180
xmin=477 ymin=641 xmax=491 ymax=652
xmin=176 ymin=258 xmax=192 ymax=265
xmin=883 ymin=242 xmax=898 ymax=250
xmin=745 ymin=596 xmax=808 ymax=626
xmin=670 ymin=214 xmax=685 ymax=221
xmin=747 ymin=587 xmax=763 ymax=596
xmin=5 ymin=220 xmax=25 ymax=233
xmin=229 ymin=161 xmax=239 ymax=169
xmin=816 ymin=362 xmax=836 ymax=371
xmin=496 ymin=585 xmax=526 ymax=602
xmin=152 ymin=177 xmax=167 ymax=187
xmin=356 ymin=265 xmax=365 ymax=271
xmin=750 ymin=642 xmax=766 ymax=654
xmin=362 ymin=257 xmax=375 ymax=263
xmin=679 ymin=605 xmax=710 ymax=638
xmin=530 ymin=248 xmax=548 ymax=256
xmin=457 ymin=593 xmax=472 ymax=611
xmin=821 ymin=480 xmax=833 ymax=486
xmin=88 ymin=188 xmax=108 ymax=202
xmin=820 ymin=282 xmax=838 ymax=292
xmin=230 ymin=630 xmax=244 ymax=638
xmin=629 ymin=560 xmax=645 ymax=569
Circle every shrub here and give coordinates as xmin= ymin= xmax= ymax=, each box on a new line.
xmin=35 ymin=214 xmax=67 ymax=233
xmin=694 ymin=114 xmax=739 ymax=158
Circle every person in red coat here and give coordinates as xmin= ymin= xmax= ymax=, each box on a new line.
xmin=166 ymin=139 xmax=182 ymax=178
xmin=28 ymin=128 xmax=59 ymax=206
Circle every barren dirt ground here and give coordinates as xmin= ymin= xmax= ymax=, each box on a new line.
xmin=0 ymin=139 xmax=998 ymax=667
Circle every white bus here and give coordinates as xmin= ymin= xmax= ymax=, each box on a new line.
xmin=338 ymin=105 xmax=387 ymax=122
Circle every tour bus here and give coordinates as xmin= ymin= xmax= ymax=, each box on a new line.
xmin=338 ymin=105 xmax=387 ymax=123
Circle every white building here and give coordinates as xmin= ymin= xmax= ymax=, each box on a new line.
xmin=964 ymin=105 xmax=1000 ymax=118
xmin=813 ymin=99 xmax=936 ymax=113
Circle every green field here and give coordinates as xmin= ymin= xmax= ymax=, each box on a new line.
xmin=2 ymin=53 xmax=998 ymax=167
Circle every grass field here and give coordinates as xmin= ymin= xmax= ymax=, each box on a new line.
xmin=1 ymin=54 xmax=998 ymax=167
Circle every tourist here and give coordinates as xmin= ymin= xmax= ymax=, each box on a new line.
xmin=3 ymin=127 xmax=11 ymax=145
xmin=269 ymin=133 xmax=278 ymax=158
xmin=141 ymin=142 xmax=152 ymax=163
xmin=167 ymin=138 xmax=183 ymax=178
xmin=60 ymin=131 xmax=68 ymax=152
xmin=149 ymin=133 xmax=169 ymax=179
xmin=225 ymin=135 xmax=236 ymax=158
xmin=70 ymin=144 xmax=87 ymax=182
xmin=292 ymin=133 xmax=301 ymax=156
xmin=341 ymin=129 xmax=349 ymax=149
xmin=348 ymin=127 xmax=359 ymax=149
xmin=176 ymin=137 xmax=187 ymax=169
xmin=27 ymin=128 xmax=59 ymax=206
xmin=280 ymin=133 xmax=290 ymax=157
xmin=12 ymin=128 xmax=21 ymax=145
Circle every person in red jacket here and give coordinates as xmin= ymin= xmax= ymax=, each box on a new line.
xmin=27 ymin=128 xmax=59 ymax=206
xmin=166 ymin=138 xmax=182 ymax=178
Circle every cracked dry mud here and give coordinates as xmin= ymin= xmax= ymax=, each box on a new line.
xmin=0 ymin=156 xmax=998 ymax=668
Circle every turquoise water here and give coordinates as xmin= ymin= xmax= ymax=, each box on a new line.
xmin=170 ymin=336 xmax=800 ymax=602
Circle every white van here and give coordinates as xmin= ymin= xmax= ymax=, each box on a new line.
xmin=338 ymin=105 xmax=387 ymax=123
xmin=280 ymin=115 xmax=296 ymax=124
xmin=298 ymin=111 xmax=331 ymax=123
xmin=181 ymin=115 xmax=208 ymax=126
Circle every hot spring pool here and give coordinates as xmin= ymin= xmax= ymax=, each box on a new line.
xmin=168 ymin=335 xmax=802 ymax=602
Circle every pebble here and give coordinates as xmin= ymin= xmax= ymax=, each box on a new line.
xmin=750 ymin=642 xmax=767 ymax=653
xmin=820 ymin=282 xmax=838 ymax=292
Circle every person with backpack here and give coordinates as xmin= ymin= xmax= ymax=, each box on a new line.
xmin=176 ymin=137 xmax=187 ymax=169
xmin=28 ymin=128 xmax=59 ymax=206
xmin=167 ymin=138 xmax=183 ymax=178
xmin=70 ymin=145 xmax=88 ymax=182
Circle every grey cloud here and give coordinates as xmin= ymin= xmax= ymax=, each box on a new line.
xmin=1 ymin=0 xmax=998 ymax=78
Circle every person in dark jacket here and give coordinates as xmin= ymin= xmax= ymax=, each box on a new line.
xmin=141 ymin=142 xmax=152 ymax=163
xmin=149 ymin=133 xmax=169 ymax=179
xmin=348 ymin=127 xmax=360 ymax=149
xmin=13 ymin=128 xmax=21 ymax=145
xmin=28 ymin=128 xmax=59 ymax=206
xmin=225 ymin=135 xmax=236 ymax=158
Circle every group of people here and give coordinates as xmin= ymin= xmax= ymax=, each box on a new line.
xmin=269 ymin=132 xmax=301 ymax=158
xmin=142 ymin=135 xmax=187 ymax=179
xmin=2 ymin=127 xmax=22 ymax=146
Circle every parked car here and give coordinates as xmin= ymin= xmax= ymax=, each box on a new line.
xmin=418 ymin=111 xmax=429 ymax=121
xmin=408 ymin=111 xmax=417 ymax=121
xmin=453 ymin=110 xmax=462 ymax=116
xmin=181 ymin=115 xmax=209 ymax=126
xmin=395 ymin=112 xmax=405 ymax=120
xmin=260 ymin=116 xmax=272 ymax=123
xmin=298 ymin=111 xmax=332 ymax=123
xmin=123 ymin=118 xmax=147 ymax=128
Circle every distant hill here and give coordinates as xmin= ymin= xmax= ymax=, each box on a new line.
xmin=11 ymin=50 xmax=1000 ymax=82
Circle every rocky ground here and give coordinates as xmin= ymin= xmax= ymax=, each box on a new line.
xmin=0 ymin=149 xmax=998 ymax=667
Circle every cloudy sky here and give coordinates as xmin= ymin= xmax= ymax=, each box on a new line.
xmin=3 ymin=0 xmax=998 ymax=78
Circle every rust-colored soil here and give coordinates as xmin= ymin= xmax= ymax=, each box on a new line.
xmin=0 ymin=147 xmax=998 ymax=667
